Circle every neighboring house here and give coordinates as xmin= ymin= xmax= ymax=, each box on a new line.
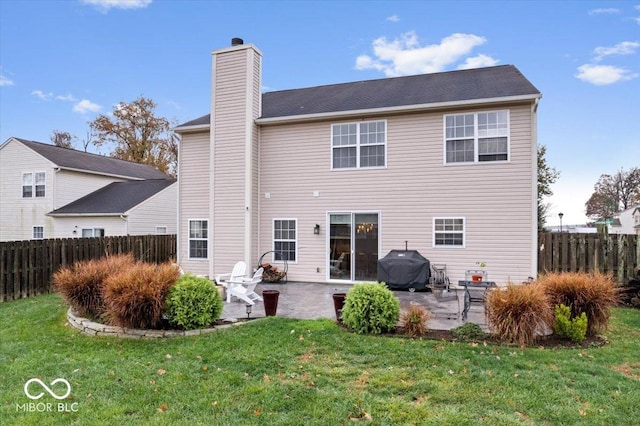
xmin=174 ymin=39 xmax=542 ymax=285
xmin=609 ymin=204 xmax=640 ymax=235
xmin=0 ymin=137 xmax=176 ymax=241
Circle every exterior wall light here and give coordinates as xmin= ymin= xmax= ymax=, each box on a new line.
xmin=314 ymin=224 xmax=320 ymax=235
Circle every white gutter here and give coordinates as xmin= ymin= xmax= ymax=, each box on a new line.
xmin=256 ymin=94 xmax=542 ymax=125
xmin=55 ymin=166 xmax=150 ymax=181
xmin=120 ymin=214 xmax=128 ymax=235
xmin=172 ymin=124 xmax=210 ymax=133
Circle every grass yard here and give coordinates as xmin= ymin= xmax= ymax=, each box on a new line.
xmin=1 ymin=294 xmax=639 ymax=425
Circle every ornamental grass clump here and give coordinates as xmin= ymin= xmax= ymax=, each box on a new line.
xmin=164 ymin=274 xmax=224 ymax=330
xmin=485 ymin=283 xmax=553 ymax=347
xmin=102 ymin=261 xmax=180 ymax=329
xmin=341 ymin=282 xmax=400 ymax=334
xmin=400 ymin=304 xmax=431 ymax=338
xmin=538 ymin=272 xmax=619 ymax=336
xmin=53 ymin=254 xmax=136 ymax=319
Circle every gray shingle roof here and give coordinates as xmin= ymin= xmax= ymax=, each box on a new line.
xmin=49 ymin=179 xmax=176 ymax=215
xmin=16 ymin=138 xmax=170 ymax=180
xmin=176 ymin=64 xmax=540 ymax=127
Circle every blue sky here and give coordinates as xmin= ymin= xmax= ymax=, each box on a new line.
xmin=1 ymin=0 xmax=638 ymax=226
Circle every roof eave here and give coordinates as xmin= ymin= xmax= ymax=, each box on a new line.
xmin=55 ymin=166 xmax=147 ymax=181
xmin=172 ymin=124 xmax=210 ymax=133
xmin=256 ymin=94 xmax=542 ymax=125
xmin=47 ymin=212 xmax=126 ymax=217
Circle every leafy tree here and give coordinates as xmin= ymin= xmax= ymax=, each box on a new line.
xmin=89 ymin=96 xmax=177 ymax=176
xmin=537 ymin=145 xmax=560 ymax=230
xmin=50 ymin=130 xmax=74 ymax=149
xmin=585 ymin=167 xmax=640 ymax=221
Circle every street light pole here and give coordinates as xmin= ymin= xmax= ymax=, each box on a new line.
xmin=558 ymin=212 xmax=564 ymax=233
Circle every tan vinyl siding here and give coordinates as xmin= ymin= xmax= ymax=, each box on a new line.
xmin=178 ymin=131 xmax=210 ymax=276
xmin=126 ymin=183 xmax=177 ymax=235
xmin=258 ymin=103 xmax=537 ymax=284
xmin=53 ymin=217 xmax=126 ymax=237
xmin=55 ymin=170 xmax=126 ymax=209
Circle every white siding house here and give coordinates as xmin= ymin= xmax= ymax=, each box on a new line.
xmin=610 ymin=204 xmax=640 ymax=235
xmin=174 ymin=39 xmax=542 ymax=285
xmin=0 ymin=138 xmax=175 ymax=241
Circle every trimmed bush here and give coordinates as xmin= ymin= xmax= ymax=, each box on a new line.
xmin=485 ymin=283 xmax=552 ymax=347
xmin=538 ymin=272 xmax=619 ymax=336
xmin=103 ymin=261 xmax=180 ymax=329
xmin=553 ymin=304 xmax=588 ymax=343
xmin=164 ymin=274 xmax=224 ymax=330
xmin=53 ymin=254 xmax=135 ymax=319
xmin=400 ymin=304 xmax=431 ymax=338
xmin=341 ymin=282 xmax=400 ymax=334
xmin=451 ymin=322 xmax=487 ymax=341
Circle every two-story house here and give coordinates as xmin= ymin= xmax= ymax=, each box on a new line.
xmin=0 ymin=138 xmax=177 ymax=241
xmin=610 ymin=204 xmax=640 ymax=235
xmin=174 ymin=38 xmax=541 ymax=285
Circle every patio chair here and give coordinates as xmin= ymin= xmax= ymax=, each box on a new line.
xmin=214 ymin=261 xmax=247 ymax=303
xmin=429 ymin=264 xmax=457 ymax=302
xmin=226 ymin=267 xmax=264 ymax=306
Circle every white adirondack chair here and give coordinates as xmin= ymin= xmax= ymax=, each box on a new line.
xmin=226 ymin=267 xmax=264 ymax=305
xmin=214 ymin=261 xmax=247 ymax=303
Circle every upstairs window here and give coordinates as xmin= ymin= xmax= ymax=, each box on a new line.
xmin=445 ymin=111 xmax=509 ymax=163
xmin=22 ymin=172 xmax=46 ymax=198
xmin=332 ymin=121 xmax=386 ymax=169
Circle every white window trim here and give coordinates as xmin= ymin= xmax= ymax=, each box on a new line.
xmin=273 ymin=218 xmax=298 ymax=264
xmin=432 ymin=217 xmax=466 ymax=249
xmin=33 ymin=226 xmax=44 ymax=240
xmin=81 ymin=228 xmax=105 ymax=238
xmin=331 ymin=119 xmax=387 ymax=170
xmin=188 ymin=219 xmax=209 ymax=260
xmin=22 ymin=171 xmax=46 ymax=198
xmin=443 ymin=110 xmax=510 ymax=165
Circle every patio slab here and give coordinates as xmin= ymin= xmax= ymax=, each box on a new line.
xmin=221 ymin=282 xmax=489 ymax=330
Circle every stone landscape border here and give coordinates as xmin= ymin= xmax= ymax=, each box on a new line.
xmin=66 ymin=309 xmax=243 ymax=338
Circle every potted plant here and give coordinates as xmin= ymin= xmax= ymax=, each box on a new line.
xmin=472 ymin=261 xmax=486 ymax=283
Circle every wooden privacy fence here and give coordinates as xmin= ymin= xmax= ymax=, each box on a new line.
xmin=0 ymin=234 xmax=177 ymax=302
xmin=538 ymin=232 xmax=639 ymax=285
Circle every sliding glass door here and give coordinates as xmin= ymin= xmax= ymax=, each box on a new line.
xmin=329 ymin=212 xmax=379 ymax=281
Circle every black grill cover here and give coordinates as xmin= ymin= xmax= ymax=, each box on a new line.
xmin=377 ymin=250 xmax=430 ymax=290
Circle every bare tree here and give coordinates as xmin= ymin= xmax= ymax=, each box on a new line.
xmin=89 ymin=96 xmax=177 ymax=176
xmin=537 ymin=145 xmax=560 ymax=230
xmin=50 ymin=130 xmax=74 ymax=149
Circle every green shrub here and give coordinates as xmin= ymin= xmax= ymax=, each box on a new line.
xmin=400 ymin=304 xmax=431 ymax=338
xmin=553 ymin=304 xmax=588 ymax=343
xmin=164 ymin=274 xmax=224 ymax=330
xmin=53 ymin=254 xmax=135 ymax=319
xmin=102 ymin=261 xmax=180 ymax=329
xmin=341 ymin=283 xmax=400 ymax=334
xmin=539 ymin=272 xmax=619 ymax=336
xmin=451 ymin=322 xmax=487 ymax=341
xmin=485 ymin=283 xmax=552 ymax=347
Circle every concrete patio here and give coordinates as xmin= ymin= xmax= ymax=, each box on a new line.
xmin=221 ymin=282 xmax=489 ymax=330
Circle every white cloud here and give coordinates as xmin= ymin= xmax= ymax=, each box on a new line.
xmin=0 ymin=74 xmax=14 ymax=86
xmin=457 ymin=54 xmax=499 ymax=70
xmin=81 ymin=0 xmax=152 ymax=12
xmin=593 ymin=41 xmax=640 ymax=61
xmin=575 ymin=64 xmax=639 ymax=85
xmin=73 ymin=99 xmax=102 ymax=114
xmin=355 ymin=31 xmax=495 ymax=77
xmin=56 ymin=94 xmax=77 ymax=102
xmin=386 ymin=15 xmax=399 ymax=23
xmin=31 ymin=90 xmax=53 ymax=100
xmin=588 ymin=8 xmax=620 ymax=15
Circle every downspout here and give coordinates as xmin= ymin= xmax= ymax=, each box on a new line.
xmin=531 ymin=97 xmax=540 ymax=279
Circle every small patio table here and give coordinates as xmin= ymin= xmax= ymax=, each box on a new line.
xmin=457 ymin=280 xmax=497 ymax=321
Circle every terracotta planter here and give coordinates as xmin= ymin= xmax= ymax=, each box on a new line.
xmin=332 ymin=293 xmax=347 ymax=322
xmin=262 ymin=290 xmax=280 ymax=316
xmin=472 ymin=275 xmax=483 ymax=283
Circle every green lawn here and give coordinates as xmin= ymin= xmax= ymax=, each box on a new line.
xmin=1 ymin=294 xmax=639 ymax=425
